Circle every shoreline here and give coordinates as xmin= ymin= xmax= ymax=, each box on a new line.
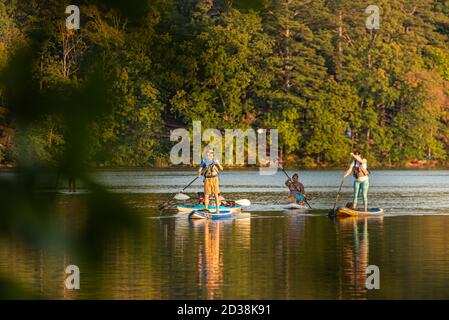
xmin=1 ymin=164 xmax=448 ymax=171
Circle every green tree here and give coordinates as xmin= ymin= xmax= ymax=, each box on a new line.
xmin=170 ymin=4 xmax=273 ymax=129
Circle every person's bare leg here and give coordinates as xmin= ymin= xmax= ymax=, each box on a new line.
xmin=214 ymin=193 xmax=220 ymax=214
xmin=204 ymin=192 xmax=209 ymax=212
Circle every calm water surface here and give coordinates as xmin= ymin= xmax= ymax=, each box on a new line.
xmin=1 ymin=169 xmax=449 ymax=299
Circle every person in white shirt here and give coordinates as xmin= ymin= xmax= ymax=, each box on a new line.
xmin=343 ymin=151 xmax=369 ymax=212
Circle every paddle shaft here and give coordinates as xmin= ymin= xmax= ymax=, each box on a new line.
xmin=280 ymin=167 xmax=312 ymax=209
xmin=332 ymin=177 xmax=345 ymax=213
xmin=159 ymin=176 xmax=199 ymax=209
xmin=181 ymin=176 xmax=199 ymax=192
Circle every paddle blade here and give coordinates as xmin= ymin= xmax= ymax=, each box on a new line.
xmin=158 ymin=203 xmax=168 ymax=210
xmin=174 ymin=193 xmax=190 ymax=201
xmin=235 ymin=199 xmax=251 ymax=206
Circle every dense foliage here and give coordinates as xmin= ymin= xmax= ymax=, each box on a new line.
xmin=1 ymin=0 xmax=448 ymax=167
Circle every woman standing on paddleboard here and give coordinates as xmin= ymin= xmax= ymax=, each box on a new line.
xmin=343 ymin=151 xmax=370 ymax=212
xmin=198 ymin=148 xmax=223 ymax=214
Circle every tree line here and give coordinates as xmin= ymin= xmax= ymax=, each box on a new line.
xmin=0 ymin=0 xmax=448 ymax=168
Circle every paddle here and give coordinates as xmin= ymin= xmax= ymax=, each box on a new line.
xmin=330 ymin=176 xmax=345 ymax=215
xmin=279 ymin=166 xmax=312 ymax=209
xmin=235 ymin=199 xmax=251 ymax=207
xmin=159 ymin=176 xmax=199 ymax=210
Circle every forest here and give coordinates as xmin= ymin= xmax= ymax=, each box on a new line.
xmin=1 ymin=0 xmax=449 ymax=168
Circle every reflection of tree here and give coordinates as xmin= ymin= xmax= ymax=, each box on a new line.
xmin=337 ymin=217 xmax=383 ymax=299
xmin=197 ymin=220 xmax=223 ymax=299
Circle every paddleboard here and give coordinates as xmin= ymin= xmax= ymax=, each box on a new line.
xmin=284 ymin=203 xmax=309 ymax=210
xmin=58 ymin=190 xmax=91 ymax=195
xmin=334 ymin=207 xmax=384 ymax=217
xmin=177 ymin=204 xmax=242 ymax=213
xmin=188 ymin=209 xmax=233 ymax=220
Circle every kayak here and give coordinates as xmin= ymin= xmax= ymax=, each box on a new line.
xmin=333 ymin=207 xmax=384 ymax=217
xmin=284 ymin=203 xmax=309 ymax=210
xmin=177 ymin=204 xmax=242 ymax=213
xmin=188 ymin=209 xmax=233 ymax=220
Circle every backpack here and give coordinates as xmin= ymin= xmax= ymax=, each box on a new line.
xmin=352 ymin=160 xmax=369 ymax=179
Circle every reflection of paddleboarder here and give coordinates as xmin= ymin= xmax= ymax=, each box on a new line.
xmin=337 ymin=217 xmax=370 ymax=298
xmin=197 ymin=221 xmax=223 ymax=299
xmin=68 ymin=174 xmax=76 ymax=192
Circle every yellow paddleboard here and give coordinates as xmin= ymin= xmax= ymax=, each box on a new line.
xmin=335 ymin=207 xmax=384 ymax=217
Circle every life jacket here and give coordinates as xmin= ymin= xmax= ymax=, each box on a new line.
xmin=203 ymin=159 xmax=218 ymax=178
xmin=352 ymin=160 xmax=369 ymax=179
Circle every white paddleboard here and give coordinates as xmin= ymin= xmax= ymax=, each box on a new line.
xmin=284 ymin=203 xmax=308 ymax=210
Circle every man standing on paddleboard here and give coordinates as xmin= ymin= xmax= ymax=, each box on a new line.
xmin=343 ymin=151 xmax=370 ymax=212
xmin=198 ymin=148 xmax=223 ymax=214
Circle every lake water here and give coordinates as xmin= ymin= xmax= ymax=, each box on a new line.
xmin=1 ymin=169 xmax=449 ymax=299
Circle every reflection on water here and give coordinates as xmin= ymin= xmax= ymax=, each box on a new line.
xmin=335 ymin=217 xmax=383 ymax=299
xmin=1 ymin=170 xmax=449 ymax=299
xmin=197 ymin=220 xmax=223 ymax=299
xmin=1 ymin=207 xmax=449 ymax=299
